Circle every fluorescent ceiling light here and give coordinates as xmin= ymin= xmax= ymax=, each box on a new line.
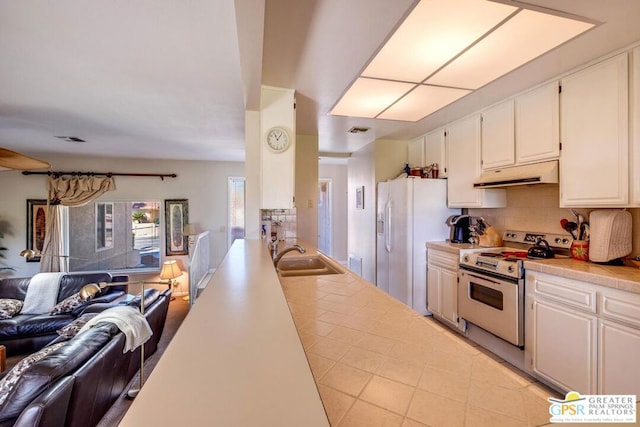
xmin=362 ymin=0 xmax=517 ymax=83
xmin=378 ymin=85 xmax=471 ymax=121
xmin=330 ymin=77 xmax=415 ymax=118
xmin=426 ymin=9 xmax=595 ymax=89
xmin=331 ymin=0 xmax=595 ymax=122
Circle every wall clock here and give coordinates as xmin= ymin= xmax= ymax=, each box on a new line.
xmin=265 ymin=127 xmax=290 ymax=153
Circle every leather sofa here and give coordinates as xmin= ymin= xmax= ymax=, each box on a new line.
xmin=0 ymin=273 xmax=128 ymax=355
xmin=0 ymin=288 xmax=171 ymax=427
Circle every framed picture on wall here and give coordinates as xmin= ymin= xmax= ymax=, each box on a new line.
xmin=356 ymin=186 xmax=364 ymax=210
xmin=164 ymin=199 xmax=189 ymax=256
xmin=26 ymin=199 xmax=48 ymax=262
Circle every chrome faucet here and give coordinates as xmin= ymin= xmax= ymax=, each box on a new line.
xmin=273 ymin=244 xmax=306 ymax=266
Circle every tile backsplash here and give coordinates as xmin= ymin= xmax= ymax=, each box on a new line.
xmin=468 ymin=185 xmax=640 ymax=256
xmin=261 ymin=209 xmax=297 ymax=241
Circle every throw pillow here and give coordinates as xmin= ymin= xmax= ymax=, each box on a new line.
xmin=49 ymin=292 xmax=85 ymax=315
xmin=0 ymin=299 xmax=23 ymax=320
xmin=0 ymin=341 xmax=66 ymax=408
xmin=56 ymin=313 xmax=98 ymax=339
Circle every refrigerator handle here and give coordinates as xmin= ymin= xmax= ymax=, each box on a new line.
xmin=385 ymin=200 xmax=392 ymax=253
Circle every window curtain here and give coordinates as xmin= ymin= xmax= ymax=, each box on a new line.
xmin=39 ymin=175 xmax=116 ymax=272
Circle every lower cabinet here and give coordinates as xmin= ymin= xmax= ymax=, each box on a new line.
xmin=532 ymin=298 xmax=597 ymax=393
xmin=427 ymin=249 xmax=458 ymax=328
xmin=526 ymin=270 xmax=640 ymax=395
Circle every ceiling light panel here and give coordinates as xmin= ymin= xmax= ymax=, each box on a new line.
xmin=330 ymin=78 xmax=415 ymax=118
xmin=361 ymin=0 xmax=517 ymax=83
xmin=378 ymin=85 xmax=471 ymax=121
xmin=426 ymin=9 xmax=595 ymax=89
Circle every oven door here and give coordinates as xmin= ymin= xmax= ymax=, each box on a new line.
xmin=458 ymin=268 xmax=523 ymax=347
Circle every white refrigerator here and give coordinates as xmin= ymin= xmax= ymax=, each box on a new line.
xmin=376 ymin=178 xmax=459 ymax=315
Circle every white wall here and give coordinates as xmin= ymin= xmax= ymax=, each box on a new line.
xmin=319 ymin=163 xmax=348 ymax=263
xmin=296 ymin=134 xmax=319 ymax=246
xmin=347 ymin=139 xmax=407 ymax=283
xmin=0 ymin=154 xmax=244 ymax=296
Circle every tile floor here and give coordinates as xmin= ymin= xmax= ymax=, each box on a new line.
xmin=280 ymin=273 xmax=562 ymax=427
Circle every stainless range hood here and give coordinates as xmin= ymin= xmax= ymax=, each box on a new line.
xmin=473 ymin=160 xmax=558 ymax=188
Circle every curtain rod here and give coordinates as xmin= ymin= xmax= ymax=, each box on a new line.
xmin=22 ymin=171 xmax=177 ymax=180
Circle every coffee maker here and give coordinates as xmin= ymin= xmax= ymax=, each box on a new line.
xmin=446 ymin=214 xmax=472 ymax=243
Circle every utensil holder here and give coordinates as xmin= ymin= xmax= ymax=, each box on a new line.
xmin=570 ymin=240 xmax=589 ymax=261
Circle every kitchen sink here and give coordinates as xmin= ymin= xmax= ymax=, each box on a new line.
xmin=276 ymin=255 xmax=343 ymax=277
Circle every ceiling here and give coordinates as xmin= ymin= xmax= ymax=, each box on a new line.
xmin=1 ymin=1 xmax=640 ymax=164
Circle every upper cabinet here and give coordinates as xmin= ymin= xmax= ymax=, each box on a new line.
xmin=480 ymin=99 xmax=515 ymax=170
xmin=446 ymin=115 xmax=506 ymax=208
xmin=261 ymin=87 xmax=296 ymax=209
xmin=425 ymin=128 xmax=447 ymax=178
xmin=632 ymin=47 xmax=640 ymax=205
xmin=515 ymin=81 xmax=560 ymax=164
xmin=560 ymin=53 xmax=629 ymax=207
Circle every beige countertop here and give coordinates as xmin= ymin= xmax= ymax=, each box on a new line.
xmin=279 ymin=242 xmax=560 ymax=427
xmin=427 ymin=241 xmax=640 ymax=294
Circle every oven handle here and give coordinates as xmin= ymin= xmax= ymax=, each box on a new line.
xmin=462 ymin=271 xmax=503 ymax=286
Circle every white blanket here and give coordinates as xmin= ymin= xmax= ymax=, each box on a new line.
xmin=20 ymin=272 xmax=65 ymax=314
xmin=78 ymin=306 xmax=153 ymax=353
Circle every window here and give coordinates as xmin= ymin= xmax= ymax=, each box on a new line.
xmin=228 ymin=177 xmax=245 ymax=247
xmin=95 ymin=202 xmax=114 ymax=251
xmin=67 ymin=200 xmax=161 ymax=272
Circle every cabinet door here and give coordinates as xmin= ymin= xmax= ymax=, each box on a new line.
xmin=446 ymin=115 xmax=506 ymax=208
xmin=598 ymin=319 xmax=640 ymax=395
xmin=427 ymin=265 xmax=441 ymax=316
xmin=481 ymin=99 xmax=515 ymax=170
xmin=515 ymin=81 xmax=560 ymax=164
xmin=532 ymin=298 xmax=597 ymax=393
xmin=425 ymin=129 xmax=447 ymax=177
xmin=408 ymin=136 xmax=425 ymax=168
xmin=439 ymin=267 xmax=458 ymax=327
xmin=632 ymin=47 xmax=640 ymax=205
xmin=560 ymin=53 xmax=629 ymax=207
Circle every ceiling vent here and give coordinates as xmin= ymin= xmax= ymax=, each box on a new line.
xmin=347 ymin=126 xmax=370 ymax=134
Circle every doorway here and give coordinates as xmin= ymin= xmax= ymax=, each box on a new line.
xmin=318 ymin=179 xmax=332 ymax=255
xmin=228 ymin=177 xmax=245 ymax=247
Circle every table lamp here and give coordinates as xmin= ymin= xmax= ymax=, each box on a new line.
xmin=159 ymin=260 xmax=183 ymax=301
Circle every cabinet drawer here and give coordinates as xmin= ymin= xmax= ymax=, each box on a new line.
xmin=600 ymin=289 xmax=640 ymax=328
xmin=427 ymin=250 xmax=458 ymax=270
xmin=531 ymin=273 xmax=597 ymax=313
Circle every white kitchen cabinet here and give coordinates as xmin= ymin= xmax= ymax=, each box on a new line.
xmin=560 ymin=53 xmax=629 ymax=207
xmin=598 ymin=319 xmax=640 ymax=395
xmin=515 ymin=81 xmax=560 ymax=164
xmin=631 ymin=46 xmax=640 ymax=205
xmin=407 ymin=135 xmax=425 ymax=168
xmin=446 ymin=115 xmax=506 ymax=208
xmin=480 ymin=99 xmax=515 ymax=170
xmin=598 ymin=286 xmax=640 ymax=395
xmin=427 ymin=249 xmax=459 ymax=328
xmin=425 ymin=128 xmax=447 ymax=178
xmin=526 ymin=270 xmax=640 ymax=395
xmin=532 ymin=298 xmax=597 ymax=394
xmin=261 ymin=87 xmax=296 ymax=209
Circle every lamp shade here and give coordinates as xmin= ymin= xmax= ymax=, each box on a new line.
xmin=183 ymin=223 xmax=197 ymax=236
xmin=160 ymin=260 xmax=183 ymax=280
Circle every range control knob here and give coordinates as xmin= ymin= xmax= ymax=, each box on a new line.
xmin=462 ymin=255 xmax=470 ymax=263
xmin=562 ymin=238 xmax=569 ymax=245
xmin=555 ymin=237 xmax=561 ymax=244
xmin=508 ymin=265 xmax=515 ymax=273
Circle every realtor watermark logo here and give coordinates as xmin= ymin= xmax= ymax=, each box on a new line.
xmin=548 ymin=391 xmax=637 ymax=423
